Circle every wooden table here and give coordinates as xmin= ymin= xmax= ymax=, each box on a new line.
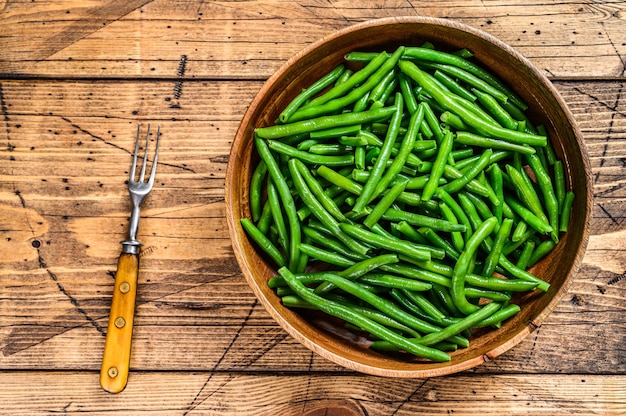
xmin=1 ymin=1 xmax=624 ymax=414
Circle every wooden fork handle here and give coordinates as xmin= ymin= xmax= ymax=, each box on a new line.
xmin=100 ymin=252 xmax=139 ymax=394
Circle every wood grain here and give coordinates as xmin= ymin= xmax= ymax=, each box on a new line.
xmin=2 ymin=372 xmax=625 ymax=415
xmin=1 ymin=0 xmax=625 ymax=413
xmin=1 ymin=1 xmax=625 ymax=79
xmin=1 ymin=80 xmax=624 ymax=374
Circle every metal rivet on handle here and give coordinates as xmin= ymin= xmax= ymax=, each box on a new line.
xmin=114 ymin=317 xmax=126 ymax=328
xmin=119 ymin=282 xmax=130 ymax=293
xmin=108 ymin=367 xmax=119 ymax=378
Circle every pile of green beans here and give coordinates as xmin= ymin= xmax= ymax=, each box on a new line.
xmin=241 ymin=43 xmax=575 ymax=362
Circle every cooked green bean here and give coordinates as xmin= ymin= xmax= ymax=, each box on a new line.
xmin=399 ymin=60 xmax=545 ymax=146
xmin=452 ymin=216 xmax=498 ymax=315
xmin=267 ymin=179 xmax=289 ymax=252
xmin=559 ymin=191 xmax=575 ymax=232
xmin=381 ymin=207 xmax=466 ymax=233
xmin=352 ymin=94 xmax=404 ymax=213
xmin=358 ymin=273 xmax=433 ymax=292
xmin=254 ymin=136 xmax=301 ymax=270
xmin=240 ymin=218 xmax=286 ymax=267
xmin=279 ymin=64 xmax=346 ymax=123
xmin=482 ymin=218 xmax=513 ymax=277
xmin=340 ymin=223 xmax=432 ymax=262
xmin=256 ymin=106 xmax=396 ymax=139
xmin=243 ymin=43 xmax=573 ymax=362
xmin=279 ymin=267 xmax=451 ymax=361
xmin=306 ymin=51 xmax=388 ymax=108
xmin=423 ymin=129 xmax=454 ymax=201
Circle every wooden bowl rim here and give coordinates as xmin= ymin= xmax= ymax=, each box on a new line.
xmin=226 ymin=16 xmax=593 ymax=378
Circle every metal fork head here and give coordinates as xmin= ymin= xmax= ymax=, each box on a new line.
xmin=123 ymin=124 xmax=160 ymax=253
xmin=129 ymin=124 xmax=160 ymax=199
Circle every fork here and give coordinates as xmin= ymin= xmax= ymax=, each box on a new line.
xmin=100 ymin=124 xmax=160 ymax=394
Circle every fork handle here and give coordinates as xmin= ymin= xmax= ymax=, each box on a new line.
xmin=100 ymin=252 xmax=139 ymax=393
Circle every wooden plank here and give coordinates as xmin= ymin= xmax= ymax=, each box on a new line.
xmin=0 ymin=80 xmax=624 ymax=375
xmin=1 ymin=0 xmax=625 ymax=79
xmin=1 ymin=372 xmax=625 ymax=415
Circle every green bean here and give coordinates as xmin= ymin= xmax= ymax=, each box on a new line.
xmin=436 ymin=190 xmax=472 ymax=242
xmin=316 ymin=253 xmax=400 ymax=294
xmin=455 ymin=131 xmax=535 ymax=155
xmin=240 ymin=218 xmax=287 ymax=267
xmin=338 ymin=136 xmax=367 ymax=147
xmin=256 ymin=106 xmax=396 ymax=139
xmin=398 ymin=72 xmax=419 ymax=114
xmin=309 ymin=124 xmax=362 ymax=140
xmin=369 ymin=68 xmax=397 ymax=104
xmin=439 ymin=201 xmax=464 ymax=252
xmin=352 ymin=94 xmax=404 ymax=213
xmin=294 ymin=158 xmax=345 ymax=222
xmin=464 ymin=287 xmax=511 ymax=302
xmin=482 ymin=218 xmax=513 ymax=277
xmin=559 ymin=191 xmax=575 ymax=232
xmin=402 ymin=47 xmax=527 ymax=109
xmin=386 ymin=225 xmax=446 ymax=260
xmin=466 ymin=273 xmax=538 ymax=292
xmin=498 ymin=256 xmax=550 ymax=291
xmin=278 ymin=267 xmax=451 ymax=361
xmin=298 ymin=243 xmax=355 ymax=268
xmin=290 ymin=48 xmax=404 ymax=122
xmin=422 ymin=129 xmax=454 ymax=201
xmin=358 ymin=273 xmax=432 ymax=292
xmin=348 ymin=304 xmax=422 ymax=338
xmin=302 ymin=225 xmax=364 ymax=262
xmin=256 ymin=200 xmax=273 ymax=234
xmin=463 ymin=191 xmax=494 ymax=222
xmin=505 ymin=195 xmax=552 ymax=235
xmin=421 ymin=100 xmax=444 ymax=142
xmin=472 ymin=88 xmax=518 ymax=130
xmin=308 ymin=144 xmax=352 ymax=155
xmin=376 ymin=106 xmax=425 ymax=196
xmin=363 ymin=181 xmax=407 ymax=229
xmin=442 ymin=149 xmax=494 ymax=195
xmin=506 ymin=164 xmax=549 ymax=226
xmin=254 ymin=136 xmax=301 ymax=270
xmin=267 ymin=140 xmax=355 ymax=166
xmin=539 ymin=126 xmax=557 ymax=165
xmin=418 ymin=227 xmax=460 ymax=261
xmin=511 ymin=219 xmax=528 ymax=242
xmin=289 ymin=159 xmax=369 ymax=257
xmin=417 ymin=301 xmax=502 ymax=346
xmin=452 ymin=216 xmax=498 ymax=315
xmin=317 ymin=165 xmax=363 ymax=194
xmin=249 ymin=161 xmax=267 ymax=222
xmin=472 ymin=304 xmax=520 ymax=328
xmin=340 ymin=223 xmax=432 ymax=262
xmin=381 ymin=207 xmax=466 ymax=233
xmin=402 ymin=289 xmax=446 ymax=323
xmin=433 ymin=69 xmax=477 ymax=102
xmin=457 ymin=193 xmax=484 ymax=234
xmin=279 ymin=64 xmax=346 ymax=123
xmin=527 ymin=239 xmax=557 ymax=267
xmin=554 ymin=160 xmax=566 ymax=210
xmin=297 ymin=188 xmax=347 ymax=222
xmin=428 ymin=283 xmax=461 ymax=317
xmin=526 ymin=153 xmax=559 ymax=242
xmin=267 ymin=179 xmax=289 ymax=252
xmin=306 ymin=51 xmax=389 ymax=108
xmin=516 ymin=240 xmax=536 ymax=270
xmin=399 ymin=60 xmax=545 ymax=146
xmin=442 ymin=164 xmax=492 ymax=199
xmin=488 ymin=163 xmax=504 ymax=223
xmin=381 ymin=262 xmax=452 ymax=288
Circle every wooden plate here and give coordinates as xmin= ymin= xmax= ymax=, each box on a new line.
xmin=225 ymin=16 xmax=592 ymax=377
